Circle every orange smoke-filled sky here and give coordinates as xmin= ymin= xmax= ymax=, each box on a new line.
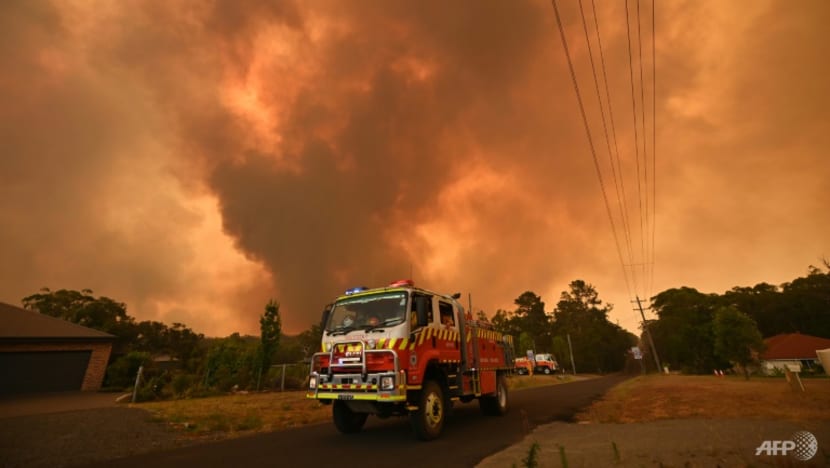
xmin=1 ymin=0 xmax=828 ymax=337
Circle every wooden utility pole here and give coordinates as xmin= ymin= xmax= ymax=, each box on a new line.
xmin=567 ymin=333 xmax=577 ymax=375
xmin=132 ymin=365 xmax=144 ymax=403
xmin=633 ymin=296 xmax=662 ymax=373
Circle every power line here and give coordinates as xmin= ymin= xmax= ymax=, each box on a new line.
xmin=578 ymin=0 xmax=637 ymax=281
xmin=635 ymin=0 xmax=650 ymax=297
xmin=551 ymin=0 xmax=658 ymax=328
xmin=624 ymin=0 xmax=648 ymax=299
xmin=649 ymin=0 xmax=657 ymax=300
xmin=551 ymin=0 xmax=633 ymax=299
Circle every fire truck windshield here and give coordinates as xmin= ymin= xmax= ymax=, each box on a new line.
xmin=326 ymin=292 xmax=408 ymax=334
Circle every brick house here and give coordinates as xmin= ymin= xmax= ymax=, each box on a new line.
xmin=759 ymin=332 xmax=830 ymax=375
xmin=0 ymin=301 xmax=115 ymax=394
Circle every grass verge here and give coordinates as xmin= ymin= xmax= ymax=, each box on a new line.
xmin=137 ymin=392 xmax=331 ymax=439
xmin=577 ymin=374 xmax=830 ymax=423
xmin=135 ymin=373 xmax=583 ymax=439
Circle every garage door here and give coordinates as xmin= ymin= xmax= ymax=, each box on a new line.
xmin=0 ymin=351 xmax=91 ymax=395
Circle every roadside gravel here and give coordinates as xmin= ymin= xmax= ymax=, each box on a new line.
xmin=0 ymin=406 xmax=200 ymax=468
xmin=477 ymin=418 xmax=830 ymax=467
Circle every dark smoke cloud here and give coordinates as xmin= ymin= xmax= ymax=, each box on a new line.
xmin=1 ymin=0 xmax=828 ymax=336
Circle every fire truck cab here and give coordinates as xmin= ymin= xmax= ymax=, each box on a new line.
xmin=307 ymin=280 xmax=514 ymax=440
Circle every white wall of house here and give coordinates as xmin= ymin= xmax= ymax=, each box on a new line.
xmin=761 ymin=359 xmax=820 ymax=375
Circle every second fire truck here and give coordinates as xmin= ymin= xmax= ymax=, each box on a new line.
xmin=307 ymin=280 xmax=515 ymax=440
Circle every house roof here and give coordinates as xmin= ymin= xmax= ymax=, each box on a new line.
xmin=761 ymin=332 xmax=830 ymax=360
xmin=0 ymin=301 xmax=115 ymax=342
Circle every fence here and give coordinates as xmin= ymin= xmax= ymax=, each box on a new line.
xmin=268 ymin=362 xmax=310 ymax=391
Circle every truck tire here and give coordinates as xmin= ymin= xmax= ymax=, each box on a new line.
xmin=479 ymin=374 xmax=509 ymax=416
xmin=543 ymin=367 xmax=552 ymax=375
xmin=410 ymin=380 xmax=445 ymax=440
xmin=333 ymin=400 xmax=368 ymax=434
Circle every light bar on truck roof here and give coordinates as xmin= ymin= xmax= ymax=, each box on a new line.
xmin=389 ymin=279 xmax=414 ymax=288
xmin=344 ymin=286 xmax=368 ymax=295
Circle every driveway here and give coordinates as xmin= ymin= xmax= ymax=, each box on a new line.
xmin=0 ymin=391 xmax=126 ymax=419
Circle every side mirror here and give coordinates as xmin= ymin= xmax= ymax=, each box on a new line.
xmin=320 ymin=304 xmax=332 ymax=331
xmin=416 ymin=296 xmax=428 ymax=327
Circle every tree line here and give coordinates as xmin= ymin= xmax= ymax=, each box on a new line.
xmin=22 ymin=289 xmax=322 ymax=400
xmin=644 ymin=263 xmax=830 ymax=375
xmin=20 ymin=263 xmax=829 ymax=398
xmin=489 ymin=280 xmax=638 ymax=374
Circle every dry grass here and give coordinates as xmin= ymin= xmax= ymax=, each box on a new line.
xmin=578 ymin=375 xmax=830 ymax=423
xmin=134 ymin=374 xmax=580 ymax=439
xmin=138 ymin=375 xmax=830 ymax=440
xmin=136 ymin=392 xmax=331 ymax=439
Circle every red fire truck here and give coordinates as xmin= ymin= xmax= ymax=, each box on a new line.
xmin=307 ymin=280 xmax=515 ymax=440
xmin=515 ymin=353 xmax=558 ymax=375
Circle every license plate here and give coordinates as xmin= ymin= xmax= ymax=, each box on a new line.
xmin=338 ymin=394 xmax=354 ymax=400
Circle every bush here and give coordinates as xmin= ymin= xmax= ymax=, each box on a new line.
xmin=103 ymin=351 xmax=152 ymax=390
xmin=171 ymin=373 xmax=198 ymax=398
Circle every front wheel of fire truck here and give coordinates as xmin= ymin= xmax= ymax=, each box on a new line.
xmin=332 ymin=400 xmax=368 ymax=434
xmin=479 ymin=373 xmax=509 ymax=416
xmin=410 ymin=380 xmax=445 ymax=441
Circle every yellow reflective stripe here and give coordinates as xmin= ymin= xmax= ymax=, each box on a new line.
xmin=313 ymin=393 xmax=406 ymax=402
xmin=399 ymin=338 xmax=409 ymax=350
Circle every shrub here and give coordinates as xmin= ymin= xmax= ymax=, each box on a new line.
xmin=103 ymin=351 xmax=152 ymax=390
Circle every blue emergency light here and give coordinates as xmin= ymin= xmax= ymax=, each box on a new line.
xmin=344 ymin=286 xmax=368 ymax=295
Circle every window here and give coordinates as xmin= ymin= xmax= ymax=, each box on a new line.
xmin=439 ymin=301 xmax=455 ymax=328
xmin=410 ymin=293 xmax=433 ymax=328
xmin=327 ymin=292 xmax=407 ymax=331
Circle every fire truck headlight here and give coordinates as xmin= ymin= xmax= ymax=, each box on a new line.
xmin=367 ymin=339 xmax=377 ymax=349
xmin=380 ymin=375 xmax=395 ymax=390
xmin=309 ymin=375 xmax=317 ymax=390
xmin=324 ymin=342 xmax=333 ymax=352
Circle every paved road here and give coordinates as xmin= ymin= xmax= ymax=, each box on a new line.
xmin=87 ymin=374 xmax=629 ymax=468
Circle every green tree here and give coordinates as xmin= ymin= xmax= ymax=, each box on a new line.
xmin=202 ymin=333 xmax=259 ymax=391
xmin=713 ymin=306 xmax=765 ymax=379
xmin=779 ymin=264 xmax=830 ymax=337
xmin=553 ymin=280 xmax=634 ymax=373
xmin=650 ymin=287 xmax=723 ymax=373
xmin=491 ymin=309 xmax=519 ymax=336
xmin=513 ymin=291 xmax=551 ymax=352
xmin=259 ymin=300 xmax=282 ymax=389
xmin=22 ymin=288 xmax=132 ymax=331
xmin=721 ymin=283 xmax=784 ymax=337
xmin=298 ymin=324 xmax=324 ymax=359
xmin=517 ymin=332 xmax=535 ymax=356
xmin=22 ymin=288 xmax=137 ymax=353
